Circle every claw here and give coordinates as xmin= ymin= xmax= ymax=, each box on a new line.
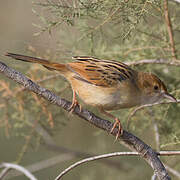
xmin=98 ymin=107 xmax=123 ymax=140
xmin=110 ymin=118 xmax=123 ymax=140
xmin=68 ymin=90 xmax=81 ymax=113
xmin=68 ymin=99 xmax=78 ymax=113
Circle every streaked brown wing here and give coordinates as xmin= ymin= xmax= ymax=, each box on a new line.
xmin=67 ymin=56 xmax=135 ymax=87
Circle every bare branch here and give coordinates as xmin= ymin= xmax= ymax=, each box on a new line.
xmin=15 ymin=74 xmax=60 ymax=94
xmin=134 ymin=108 xmax=180 ymax=180
xmin=0 ymin=61 xmax=174 ymax=180
xmin=0 ymin=167 xmax=11 ymax=179
xmin=164 ymin=0 xmax=177 ymax=60
xmin=0 ymin=163 xmax=37 ymax=180
xmin=4 ymin=155 xmax=80 ymax=180
xmin=55 ymin=151 xmax=180 ymax=180
xmin=151 ymin=110 xmax=160 ymax=180
xmin=123 ymin=46 xmax=171 ymax=56
xmin=127 ymin=100 xmax=179 ymax=126
xmin=170 ymin=0 xmax=180 ymax=3
xmin=125 ymin=59 xmax=180 ymax=66
xmin=156 ymin=151 xmax=180 ymax=156
xmin=4 ymin=151 xmax=180 ymax=180
xmin=153 ymin=121 xmax=160 ymax=151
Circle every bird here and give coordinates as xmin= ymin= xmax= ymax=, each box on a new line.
xmin=5 ymin=52 xmax=177 ymax=139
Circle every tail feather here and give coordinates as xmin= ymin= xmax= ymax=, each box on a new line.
xmin=5 ymin=52 xmax=67 ymax=72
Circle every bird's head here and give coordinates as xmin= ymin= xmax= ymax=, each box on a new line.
xmin=137 ymin=72 xmax=176 ymax=105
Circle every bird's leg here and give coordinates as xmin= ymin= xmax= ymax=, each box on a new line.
xmin=68 ymin=89 xmax=81 ymax=112
xmin=99 ymin=107 xmax=123 ymax=140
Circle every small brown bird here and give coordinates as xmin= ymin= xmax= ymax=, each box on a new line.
xmin=6 ymin=53 xmax=176 ymax=138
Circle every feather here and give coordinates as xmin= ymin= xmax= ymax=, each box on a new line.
xmin=69 ymin=57 xmax=135 ymax=87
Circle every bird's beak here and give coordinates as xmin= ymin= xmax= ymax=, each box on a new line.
xmin=163 ymin=93 xmax=177 ymax=102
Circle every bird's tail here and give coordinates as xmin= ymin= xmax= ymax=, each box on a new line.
xmin=5 ymin=52 xmax=67 ymax=72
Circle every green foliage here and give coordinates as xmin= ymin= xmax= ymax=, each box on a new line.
xmin=31 ymin=0 xmax=180 ymax=170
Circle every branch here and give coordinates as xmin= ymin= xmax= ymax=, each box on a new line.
xmin=152 ymin=113 xmax=180 ymax=179
xmin=55 ymin=151 xmax=180 ymax=180
xmin=0 ymin=167 xmax=11 ymax=179
xmin=164 ymin=0 xmax=177 ymax=60
xmin=0 ymin=61 xmax=173 ymax=180
xmin=4 ymin=151 xmax=127 ymax=179
xmin=15 ymin=74 xmax=61 ymax=94
xmin=127 ymin=100 xmax=179 ymax=126
xmin=0 ymin=163 xmax=37 ymax=180
xmin=123 ymin=46 xmax=171 ymax=56
xmin=152 ymin=174 xmax=158 ymax=180
xmin=151 ymin=112 xmax=160 ymax=180
xmin=153 ymin=121 xmax=160 ymax=151
xmin=170 ymin=0 xmax=180 ymax=3
xmin=125 ymin=59 xmax=180 ymax=66
xmin=165 ymin=164 xmax=180 ymax=178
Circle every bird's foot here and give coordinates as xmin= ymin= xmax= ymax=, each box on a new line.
xmin=110 ymin=118 xmax=123 ymax=140
xmin=68 ymin=99 xmax=82 ymax=113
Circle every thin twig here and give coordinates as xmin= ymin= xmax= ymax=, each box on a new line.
xmin=55 ymin=151 xmax=180 ymax=180
xmin=154 ymin=122 xmax=160 ymax=151
xmin=0 ymin=163 xmax=37 ymax=180
xmin=4 ymin=155 xmax=81 ymax=180
xmin=164 ymin=0 xmax=177 ymax=60
xmin=125 ymin=58 xmax=180 ymax=66
xmin=123 ymin=46 xmax=171 ymax=56
xmin=77 ymin=6 xmax=121 ymax=42
xmin=127 ymin=100 xmax=179 ymax=125
xmin=156 ymin=151 xmax=180 ymax=156
xmin=151 ymin=113 xmax=160 ymax=180
xmin=0 ymin=167 xmax=11 ymax=179
xmin=145 ymin=109 xmax=180 ymax=179
xmin=170 ymin=0 xmax=180 ymax=3
xmin=151 ymin=110 xmax=160 ymax=152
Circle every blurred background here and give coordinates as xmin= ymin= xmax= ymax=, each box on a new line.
xmin=0 ymin=0 xmax=180 ymax=179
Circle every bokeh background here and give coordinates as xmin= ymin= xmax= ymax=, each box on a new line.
xmin=0 ymin=0 xmax=180 ymax=180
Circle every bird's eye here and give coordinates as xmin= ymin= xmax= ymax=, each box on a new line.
xmin=154 ymin=85 xmax=159 ymax=90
